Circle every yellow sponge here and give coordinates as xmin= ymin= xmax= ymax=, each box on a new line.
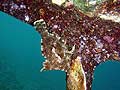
xmin=52 ymin=0 xmax=66 ymax=6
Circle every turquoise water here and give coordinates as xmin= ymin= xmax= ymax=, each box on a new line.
xmin=92 ymin=61 xmax=120 ymax=90
xmin=0 ymin=11 xmax=120 ymax=90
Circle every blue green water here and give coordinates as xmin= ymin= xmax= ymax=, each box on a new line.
xmin=0 ymin=11 xmax=120 ymax=90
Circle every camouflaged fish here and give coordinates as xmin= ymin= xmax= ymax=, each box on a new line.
xmin=0 ymin=0 xmax=120 ymax=90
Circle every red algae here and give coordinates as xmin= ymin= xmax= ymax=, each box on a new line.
xmin=0 ymin=0 xmax=120 ymax=90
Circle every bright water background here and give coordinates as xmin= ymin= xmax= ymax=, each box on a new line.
xmin=0 ymin=11 xmax=120 ymax=90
